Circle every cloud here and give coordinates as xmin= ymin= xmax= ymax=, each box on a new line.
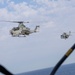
xmin=0 ymin=0 xmax=10 ymax=4
xmin=40 ymin=21 xmax=56 ymax=31
xmin=0 ymin=0 xmax=5 ymax=4
xmin=0 ymin=0 xmax=75 ymax=40
xmin=0 ymin=0 xmax=73 ymax=21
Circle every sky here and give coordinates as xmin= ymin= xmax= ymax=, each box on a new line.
xmin=0 ymin=0 xmax=75 ymax=74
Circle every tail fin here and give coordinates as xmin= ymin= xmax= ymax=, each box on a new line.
xmin=34 ymin=26 xmax=40 ymax=32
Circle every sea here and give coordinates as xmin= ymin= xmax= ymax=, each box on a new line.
xmin=18 ymin=63 xmax=75 ymax=75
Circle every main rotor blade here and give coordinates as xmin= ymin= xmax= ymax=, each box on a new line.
xmin=0 ymin=20 xmax=29 ymax=23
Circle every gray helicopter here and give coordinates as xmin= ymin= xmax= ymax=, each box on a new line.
xmin=1 ymin=21 xmax=40 ymax=37
xmin=61 ymin=31 xmax=71 ymax=39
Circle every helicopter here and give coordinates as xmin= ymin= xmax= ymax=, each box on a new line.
xmin=0 ymin=21 xmax=40 ymax=37
xmin=61 ymin=31 xmax=71 ymax=39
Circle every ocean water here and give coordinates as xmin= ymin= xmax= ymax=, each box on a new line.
xmin=18 ymin=63 xmax=75 ymax=75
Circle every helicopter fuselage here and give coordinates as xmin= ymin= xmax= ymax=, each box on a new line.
xmin=10 ymin=25 xmax=39 ymax=37
xmin=61 ymin=31 xmax=71 ymax=39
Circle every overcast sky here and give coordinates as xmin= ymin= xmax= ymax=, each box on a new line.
xmin=0 ymin=0 xmax=75 ymax=74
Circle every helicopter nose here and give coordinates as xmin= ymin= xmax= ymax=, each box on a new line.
xmin=10 ymin=30 xmax=13 ymax=35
